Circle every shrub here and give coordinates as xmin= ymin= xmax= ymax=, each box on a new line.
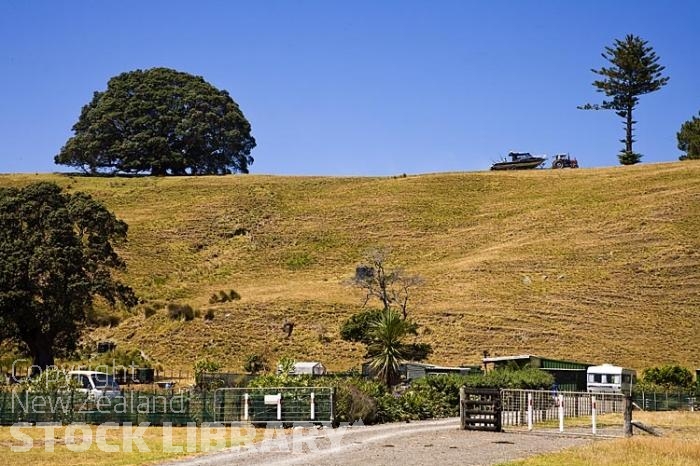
xmin=143 ymin=306 xmax=157 ymax=318
xmin=204 ymin=309 xmax=215 ymax=321
xmin=209 ymin=289 xmax=241 ymax=304
xmin=334 ymin=382 xmax=379 ymax=424
xmin=641 ymin=364 xmax=694 ymax=390
xmin=243 ymin=354 xmax=269 ymax=374
xmin=167 ymin=303 xmax=195 ymax=321
xmin=194 ymin=357 xmax=223 ymax=389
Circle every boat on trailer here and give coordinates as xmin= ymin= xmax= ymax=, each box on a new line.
xmin=490 ymin=152 xmax=546 ymax=170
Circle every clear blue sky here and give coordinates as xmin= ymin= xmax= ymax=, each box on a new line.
xmin=1 ymin=0 xmax=698 ymax=175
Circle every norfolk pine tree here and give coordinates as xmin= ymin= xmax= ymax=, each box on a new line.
xmin=677 ymin=111 xmax=700 ymax=160
xmin=579 ymin=35 xmax=669 ymax=165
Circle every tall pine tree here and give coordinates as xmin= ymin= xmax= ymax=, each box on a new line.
xmin=580 ymin=35 xmax=669 ymax=165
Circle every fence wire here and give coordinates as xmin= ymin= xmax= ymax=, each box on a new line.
xmin=0 ymin=387 xmax=334 ymax=426
xmin=213 ymin=387 xmax=334 ymax=424
xmin=500 ymin=389 xmax=625 ymax=427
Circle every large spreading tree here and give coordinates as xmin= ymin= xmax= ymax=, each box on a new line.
xmin=0 ymin=182 xmax=137 ymax=369
xmin=579 ymin=35 xmax=669 ymax=165
xmin=55 ymin=67 xmax=256 ymax=175
xmin=677 ymin=111 xmax=700 ymax=160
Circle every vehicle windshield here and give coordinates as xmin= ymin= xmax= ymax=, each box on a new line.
xmin=91 ymin=373 xmax=119 ymax=390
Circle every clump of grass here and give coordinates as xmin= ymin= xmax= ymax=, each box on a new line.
xmin=88 ymin=309 xmax=122 ymax=327
xmin=166 ymin=303 xmax=195 ymax=321
xmin=209 ymin=289 xmax=241 ymax=304
xmin=143 ymin=306 xmax=157 ymax=318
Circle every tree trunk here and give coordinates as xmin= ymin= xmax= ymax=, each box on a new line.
xmin=27 ymin=335 xmax=56 ymax=373
xmin=626 ymin=105 xmax=634 ymax=154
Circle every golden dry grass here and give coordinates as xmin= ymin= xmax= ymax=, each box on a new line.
xmin=503 ymin=411 xmax=700 ymax=466
xmin=1 ymin=161 xmax=699 ymax=372
xmin=0 ymin=424 xmax=262 ymax=465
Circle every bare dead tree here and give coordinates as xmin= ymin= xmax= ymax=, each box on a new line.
xmin=350 ymin=249 xmax=424 ymax=320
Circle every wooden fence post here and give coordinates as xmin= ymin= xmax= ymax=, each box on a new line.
xmin=623 ymin=395 xmax=633 ymax=437
xmin=459 ymin=386 xmax=466 ymax=430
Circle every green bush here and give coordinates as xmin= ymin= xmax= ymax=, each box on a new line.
xmin=640 ymin=364 xmax=694 ymax=391
xmin=143 ymin=306 xmax=157 ymax=318
xmin=204 ymin=309 xmax=215 ymax=320
xmin=243 ymin=354 xmax=268 ymax=375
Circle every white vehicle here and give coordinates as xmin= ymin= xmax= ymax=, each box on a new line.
xmin=67 ymin=370 xmax=121 ymax=400
xmin=587 ymin=364 xmax=636 ymax=395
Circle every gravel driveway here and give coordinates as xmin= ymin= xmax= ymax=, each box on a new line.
xmin=161 ymin=418 xmax=608 ymax=466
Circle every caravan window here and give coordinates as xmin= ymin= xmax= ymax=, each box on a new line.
xmin=622 ymin=374 xmax=632 ymax=384
xmin=588 ymin=374 xmax=602 ymax=383
xmin=608 ymin=374 xmax=620 ymax=384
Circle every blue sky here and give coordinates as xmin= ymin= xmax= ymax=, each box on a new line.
xmin=1 ymin=0 xmax=699 ymax=175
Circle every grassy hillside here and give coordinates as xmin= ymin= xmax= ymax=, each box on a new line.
xmin=2 ymin=162 xmax=699 ymax=373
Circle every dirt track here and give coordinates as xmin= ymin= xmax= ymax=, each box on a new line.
xmin=162 ymin=418 xmax=609 ymax=466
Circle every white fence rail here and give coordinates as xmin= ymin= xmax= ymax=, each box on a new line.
xmin=500 ymin=389 xmax=625 ymax=429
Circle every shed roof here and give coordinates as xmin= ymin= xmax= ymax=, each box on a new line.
xmin=482 ymin=354 xmax=592 ymax=370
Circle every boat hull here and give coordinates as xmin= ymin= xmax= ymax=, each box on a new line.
xmin=490 ymin=158 xmax=545 ymax=170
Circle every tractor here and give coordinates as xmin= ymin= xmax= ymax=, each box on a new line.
xmin=551 ymin=153 xmax=579 ymax=169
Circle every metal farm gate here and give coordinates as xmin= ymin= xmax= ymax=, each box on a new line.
xmin=459 ymin=388 xmax=502 ymax=432
xmin=213 ymin=387 xmax=334 ymax=424
xmin=499 ymin=389 xmax=625 ymax=427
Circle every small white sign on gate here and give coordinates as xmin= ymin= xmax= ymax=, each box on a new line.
xmin=264 ymin=394 xmax=281 ymax=405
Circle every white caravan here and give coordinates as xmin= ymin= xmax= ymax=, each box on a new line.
xmin=586 ymin=364 xmax=636 ymax=395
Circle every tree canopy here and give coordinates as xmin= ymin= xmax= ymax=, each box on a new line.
xmin=55 ymin=67 xmax=256 ymax=175
xmin=677 ymin=111 xmax=700 ymax=160
xmin=641 ymin=364 xmax=694 ymax=390
xmin=0 ymin=182 xmax=137 ymax=369
xmin=579 ymin=35 xmax=669 ymax=165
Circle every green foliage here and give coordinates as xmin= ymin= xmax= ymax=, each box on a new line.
xmin=91 ymin=348 xmax=151 ymax=369
xmin=333 ymin=379 xmax=382 ymax=424
xmin=166 ymin=303 xmax=195 ymax=321
xmin=277 ymin=356 xmax=296 ymax=375
xmin=203 ymin=308 xmax=215 ymax=321
xmin=55 ymin=67 xmax=256 ymax=175
xmin=194 ymin=357 xmax=221 ymax=375
xmin=618 ymin=150 xmax=642 ymax=166
xmin=367 ymin=310 xmax=410 ymax=387
xmin=340 ymin=309 xmax=383 ymax=344
xmin=641 ymin=364 xmax=694 ymax=390
xmin=340 ymin=309 xmax=429 ymax=362
xmin=471 ymin=367 xmax=555 ymax=389
xmin=194 ymin=357 xmax=223 ymax=389
xmin=243 ymin=354 xmax=268 ymax=374
xmin=678 ymin=112 xmax=700 ymax=160
xmin=22 ymin=368 xmax=80 ymax=395
xmin=580 ymin=34 xmax=669 ymax=165
xmin=0 ymin=182 xmax=136 ymax=369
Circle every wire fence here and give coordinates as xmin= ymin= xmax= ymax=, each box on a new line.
xmin=634 ymin=392 xmax=697 ymax=411
xmin=213 ymin=387 xmax=334 ymax=424
xmin=0 ymin=387 xmax=334 ymax=426
xmin=500 ymin=389 xmax=625 ymax=427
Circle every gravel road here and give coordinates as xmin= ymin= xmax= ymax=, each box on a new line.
xmin=161 ymin=418 xmax=607 ymax=466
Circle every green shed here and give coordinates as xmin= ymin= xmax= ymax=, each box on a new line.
xmin=482 ymin=354 xmax=593 ymax=391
